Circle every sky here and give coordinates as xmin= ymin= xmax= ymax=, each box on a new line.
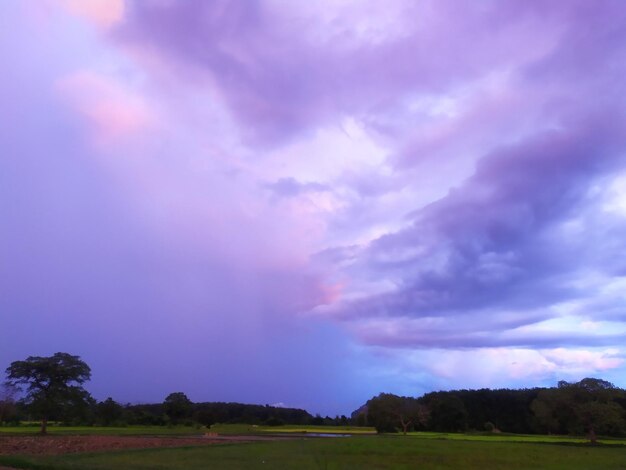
xmin=2 ymin=0 xmax=626 ymax=416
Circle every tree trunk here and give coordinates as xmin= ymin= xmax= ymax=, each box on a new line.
xmin=40 ymin=418 xmax=47 ymax=435
xmin=400 ymin=418 xmax=411 ymax=435
xmin=588 ymin=425 xmax=597 ymax=444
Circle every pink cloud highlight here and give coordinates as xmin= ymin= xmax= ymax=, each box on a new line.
xmin=56 ymin=70 xmax=154 ymax=143
xmin=60 ymin=0 xmax=125 ymax=28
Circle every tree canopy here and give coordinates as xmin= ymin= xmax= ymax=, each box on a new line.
xmin=367 ymin=393 xmax=428 ymax=434
xmin=163 ymin=392 xmax=193 ymax=424
xmin=5 ymin=352 xmax=92 ymax=433
xmin=532 ymin=378 xmax=626 ymax=442
xmin=357 ymin=378 xmax=626 ymax=441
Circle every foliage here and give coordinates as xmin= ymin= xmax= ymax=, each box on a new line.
xmin=193 ymin=409 xmax=215 ymax=427
xmin=359 ymin=380 xmax=626 ymax=437
xmin=417 ymin=388 xmax=539 ymax=433
xmin=367 ymin=393 xmax=428 ymax=434
xmin=356 ymin=378 xmax=626 ymax=438
xmin=531 ymin=378 xmax=626 ymax=442
xmin=422 ymin=393 xmax=469 ymax=432
xmin=163 ymin=392 xmax=192 ymax=425
xmin=188 ymin=402 xmax=312 ymax=426
xmin=5 ymin=352 xmax=92 ymax=433
xmin=0 ymin=384 xmax=19 ymax=424
xmin=264 ymin=416 xmax=285 ymax=426
xmin=96 ymin=397 xmax=125 ymax=426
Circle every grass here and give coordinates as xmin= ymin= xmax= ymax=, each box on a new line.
xmin=210 ymin=424 xmax=375 ymax=435
xmin=0 ymin=425 xmax=204 ymax=436
xmin=406 ymin=431 xmax=626 ymax=445
xmin=2 ymin=435 xmax=626 ymax=470
xmin=0 ymin=424 xmax=375 ymax=437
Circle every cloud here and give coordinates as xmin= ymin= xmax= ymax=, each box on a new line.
xmin=328 ymin=117 xmax=626 ymax=348
xmin=4 ymin=0 xmax=626 ymax=414
xmin=114 ymin=0 xmax=571 ymax=147
xmin=0 ymin=1 xmax=365 ymax=415
xmin=296 ymin=1 xmax=626 ymax=362
xmin=59 ymin=0 xmax=125 ymax=28
xmin=264 ymin=177 xmax=329 ymax=198
xmin=375 ymin=347 xmax=625 ymax=391
xmin=56 ymin=70 xmax=154 ymax=143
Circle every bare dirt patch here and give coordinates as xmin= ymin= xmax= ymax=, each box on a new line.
xmin=0 ymin=435 xmax=228 ymax=456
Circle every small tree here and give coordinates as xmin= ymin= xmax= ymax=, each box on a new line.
xmin=5 ymin=352 xmax=91 ymax=434
xmin=0 ymin=384 xmax=18 ymax=424
xmin=96 ymin=397 xmax=125 ymax=426
xmin=163 ymin=392 xmax=192 ymax=425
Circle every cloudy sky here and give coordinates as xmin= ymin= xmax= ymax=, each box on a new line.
xmin=2 ymin=0 xmax=626 ymax=415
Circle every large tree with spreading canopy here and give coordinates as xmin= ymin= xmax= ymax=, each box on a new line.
xmin=5 ymin=352 xmax=91 ymax=434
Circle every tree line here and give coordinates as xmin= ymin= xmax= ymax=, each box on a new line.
xmin=0 ymin=352 xmax=348 ymax=432
xmin=4 ymin=352 xmax=626 ymax=441
xmin=359 ymin=378 xmax=626 ymax=442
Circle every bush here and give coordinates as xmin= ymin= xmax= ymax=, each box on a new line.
xmin=265 ymin=417 xmax=285 ymax=426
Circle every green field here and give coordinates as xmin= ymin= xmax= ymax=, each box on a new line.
xmin=0 ymin=425 xmax=204 ymax=436
xmin=2 ymin=435 xmax=626 ymax=470
xmin=1 ymin=424 xmax=622 ymax=444
xmin=406 ymin=431 xmax=626 ymax=445
xmin=211 ymin=424 xmax=375 ymax=435
xmin=0 ymin=424 xmax=374 ymax=436
xmin=2 ymin=426 xmax=626 ymax=470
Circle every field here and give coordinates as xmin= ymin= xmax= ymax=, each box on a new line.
xmin=1 ymin=426 xmax=626 ymax=469
xmin=0 ymin=424 xmax=373 ymax=436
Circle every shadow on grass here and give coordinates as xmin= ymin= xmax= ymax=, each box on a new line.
xmin=0 ymin=455 xmax=59 ymax=470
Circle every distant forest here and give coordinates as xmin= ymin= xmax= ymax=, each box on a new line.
xmin=2 ymin=377 xmax=625 ymax=439
xmin=357 ymin=378 xmax=626 ymax=440
xmin=0 ymin=392 xmax=330 ymax=428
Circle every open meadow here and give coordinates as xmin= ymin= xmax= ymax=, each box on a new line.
xmin=0 ymin=424 xmax=374 ymax=436
xmin=1 ymin=426 xmax=626 ymax=469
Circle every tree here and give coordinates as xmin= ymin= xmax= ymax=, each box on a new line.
xmin=532 ymin=378 xmax=626 ymax=443
xmin=531 ymin=390 xmax=563 ymax=434
xmin=5 ymin=352 xmax=91 ymax=433
xmin=163 ymin=392 xmax=192 ymax=425
xmin=96 ymin=397 xmax=125 ymax=426
xmin=194 ymin=409 xmax=216 ymax=428
xmin=0 ymin=384 xmax=18 ymax=424
xmin=426 ymin=393 xmax=468 ymax=432
xmin=367 ymin=393 xmax=428 ymax=434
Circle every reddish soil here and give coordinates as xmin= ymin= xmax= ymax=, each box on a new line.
xmin=0 ymin=435 xmax=228 ymax=456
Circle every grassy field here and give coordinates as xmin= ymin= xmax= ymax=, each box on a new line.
xmin=211 ymin=424 xmax=375 ymax=435
xmin=2 ymin=435 xmax=626 ymax=470
xmin=3 ymin=424 xmax=623 ymax=445
xmin=0 ymin=425 xmax=205 ymax=436
xmin=0 ymin=424 xmax=374 ymax=436
xmin=407 ymin=431 xmax=626 ymax=445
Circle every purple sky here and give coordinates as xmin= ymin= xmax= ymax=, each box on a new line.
xmin=2 ymin=0 xmax=626 ymax=416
